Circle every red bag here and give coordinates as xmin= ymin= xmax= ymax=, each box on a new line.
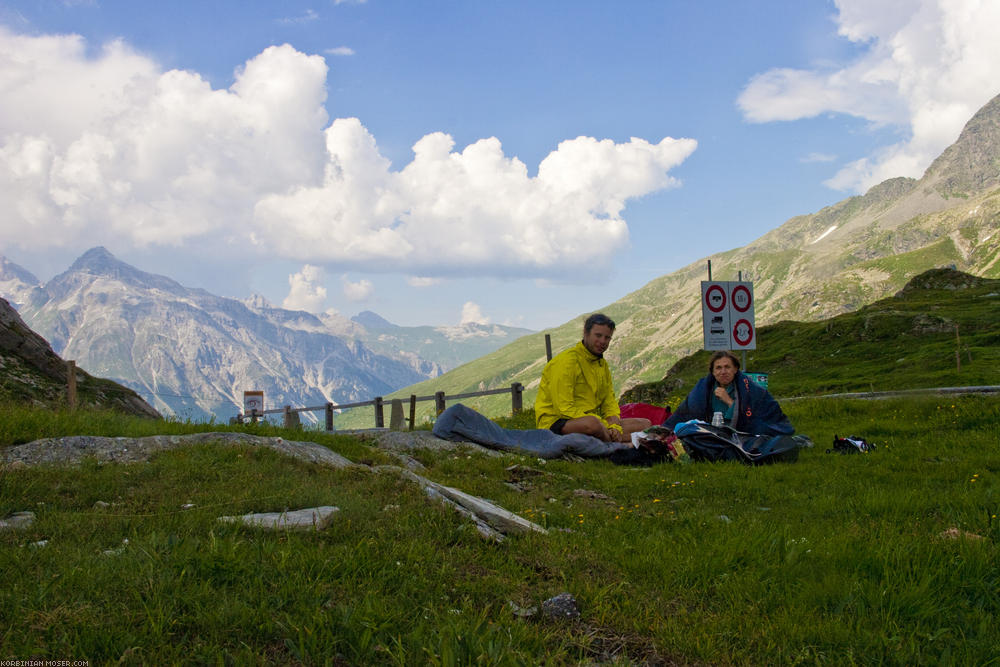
xmin=619 ymin=402 xmax=669 ymax=425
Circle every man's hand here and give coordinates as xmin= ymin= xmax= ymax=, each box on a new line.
xmin=605 ymin=419 xmax=625 ymax=443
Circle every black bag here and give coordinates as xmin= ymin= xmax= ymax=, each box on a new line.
xmin=828 ymin=434 xmax=875 ymax=454
xmin=673 ymin=421 xmax=813 ymax=464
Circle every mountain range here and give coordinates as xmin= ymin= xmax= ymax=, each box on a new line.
xmin=332 ymin=90 xmax=1000 ymax=425
xmin=0 ymin=250 xmax=532 ymax=421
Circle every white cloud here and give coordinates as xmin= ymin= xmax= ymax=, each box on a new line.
xmin=0 ymin=27 xmax=696 ymax=281
xmin=800 ymin=152 xmax=837 ymax=163
xmin=342 ymin=277 xmax=374 ymax=302
xmin=282 ymin=264 xmax=327 ymax=312
xmin=738 ymin=0 xmax=1000 ymax=192
xmin=254 ymin=129 xmax=696 ymax=277
xmin=459 ymin=301 xmax=490 ymax=326
xmin=324 ymin=46 xmax=355 ymax=56
xmin=278 ymin=9 xmax=319 ymax=25
xmin=407 ymin=276 xmax=442 ymax=287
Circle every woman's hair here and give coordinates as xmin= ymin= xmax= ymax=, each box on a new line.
xmin=708 ymin=350 xmax=740 ymax=374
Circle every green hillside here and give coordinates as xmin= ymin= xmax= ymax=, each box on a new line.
xmin=622 ymin=267 xmax=1000 ymax=406
xmin=332 ymin=267 xmax=999 ymax=428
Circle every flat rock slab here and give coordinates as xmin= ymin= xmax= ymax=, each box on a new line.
xmin=1 ymin=432 xmax=359 ymax=469
xmin=345 ymin=429 xmax=503 ymax=457
xmin=218 ymin=506 xmax=340 ymax=531
xmin=384 ymin=466 xmax=547 ymax=538
xmin=0 ymin=511 xmax=36 ymax=530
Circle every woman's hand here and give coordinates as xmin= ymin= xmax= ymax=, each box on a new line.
xmin=713 ymin=386 xmax=734 ymax=406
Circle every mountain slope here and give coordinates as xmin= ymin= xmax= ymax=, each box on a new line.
xmin=0 ymin=296 xmax=160 ymax=417
xmin=621 ymin=267 xmax=1000 ymax=406
xmin=340 ymin=91 xmax=1000 ymax=425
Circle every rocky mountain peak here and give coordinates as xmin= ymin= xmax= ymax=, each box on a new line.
xmin=352 ymin=310 xmax=395 ymax=330
xmin=50 ymin=246 xmax=184 ymax=297
xmin=921 ymin=91 xmax=1000 ymax=196
xmin=0 ymin=256 xmax=39 ymax=285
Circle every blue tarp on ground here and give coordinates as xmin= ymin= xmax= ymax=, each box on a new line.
xmin=432 ymin=403 xmax=628 ymax=459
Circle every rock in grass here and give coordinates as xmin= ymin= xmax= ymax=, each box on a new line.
xmin=542 ymin=592 xmax=580 ymax=619
xmin=218 ymin=506 xmax=340 ymax=531
xmin=0 ymin=511 xmax=35 ymax=530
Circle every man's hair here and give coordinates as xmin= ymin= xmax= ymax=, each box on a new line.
xmin=708 ymin=350 xmax=740 ymax=373
xmin=584 ymin=313 xmax=616 ymax=334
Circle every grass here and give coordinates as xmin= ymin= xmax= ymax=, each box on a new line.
xmin=2 ymin=392 xmax=998 ymax=664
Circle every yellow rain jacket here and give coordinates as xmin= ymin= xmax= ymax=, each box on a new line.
xmin=535 ymin=341 xmax=620 ymax=430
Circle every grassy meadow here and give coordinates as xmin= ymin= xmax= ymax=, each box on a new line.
xmin=2 ymin=391 xmax=998 ymax=665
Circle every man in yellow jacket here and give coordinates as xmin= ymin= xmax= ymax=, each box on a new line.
xmin=535 ymin=313 xmax=651 ymax=443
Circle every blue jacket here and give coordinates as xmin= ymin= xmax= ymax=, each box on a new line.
xmin=663 ymin=371 xmax=794 ymax=435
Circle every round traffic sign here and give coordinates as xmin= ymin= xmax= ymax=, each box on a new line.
xmin=733 ymin=319 xmax=754 ymax=346
xmin=731 ymin=284 xmax=752 ymax=312
xmin=705 ymin=284 xmax=726 ymax=313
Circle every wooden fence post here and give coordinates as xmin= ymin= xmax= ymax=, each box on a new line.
xmin=511 ymin=382 xmax=523 ymax=414
xmin=955 ymin=324 xmax=961 ymax=372
xmin=374 ymin=396 xmax=384 ymax=428
xmin=67 ymin=360 xmax=77 ymax=411
xmin=435 ymin=391 xmax=446 ymax=415
xmin=325 ymin=402 xmax=334 ymax=431
xmin=389 ymin=399 xmax=405 ymax=430
xmin=409 ymin=394 xmax=417 ymax=431
xmin=282 ymin=405 xmax=301 ymax=430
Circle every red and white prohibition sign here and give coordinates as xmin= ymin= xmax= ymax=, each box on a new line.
xmin=731 ymin=284 xmax=752 ymax=312
xmin=732 ymin=319 xmax=754 ymax=347
xmin=704 ymin=284 xmax=726 ymax=312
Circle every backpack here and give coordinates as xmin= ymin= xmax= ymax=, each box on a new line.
xmin=828 ymin=434 xmax=875 ymax=454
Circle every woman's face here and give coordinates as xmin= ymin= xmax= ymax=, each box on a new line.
xmin=712 ymin=357 xmax=737 ymax=387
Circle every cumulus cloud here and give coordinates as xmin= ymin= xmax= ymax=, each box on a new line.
xmin=342 ymin=277 xmax=374 ymax=302
xmin=283 ymin=264 xmax=327 ymax=312
xmin=738 ymin=0 xmax=1000 ymax=192
xmin=0 ymin=27 xmax=696 ymax=280
xmin=460 ymin=301 xmax=490 ymax=326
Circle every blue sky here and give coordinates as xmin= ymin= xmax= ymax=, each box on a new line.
xmin=1 ymin=0 xmax=998 ymax=330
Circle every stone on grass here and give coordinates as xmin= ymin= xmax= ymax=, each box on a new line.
xmin=0 ymin=511 xmax=35 ymax=530
xmin=218 ymin=506 xmax=340 ymax=531
xmin=508 ymin=601 xmax=538 ymax=618
xmin=542 ymin=592 xmax=580 ymax=619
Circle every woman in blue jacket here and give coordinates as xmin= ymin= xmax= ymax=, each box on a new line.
xmin=663 ymin=351 xmax=794 ymax=435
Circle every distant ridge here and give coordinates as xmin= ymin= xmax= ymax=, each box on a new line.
xmin=352 ymin=311 xmax=395 ymax=329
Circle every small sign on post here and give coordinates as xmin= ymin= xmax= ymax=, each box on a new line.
xmin=243 ymin=391 xmax=264 ymax=422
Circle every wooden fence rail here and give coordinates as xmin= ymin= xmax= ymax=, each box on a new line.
xmin=243 ymin=382 xmax=524 ymax=431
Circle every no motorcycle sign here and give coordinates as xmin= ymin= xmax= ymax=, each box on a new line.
xmin=701 ymin=281 xmax=756 ymax=350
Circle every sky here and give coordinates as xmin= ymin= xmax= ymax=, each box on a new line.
xmin=1 ymin=0 xmax=999 ymax=330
